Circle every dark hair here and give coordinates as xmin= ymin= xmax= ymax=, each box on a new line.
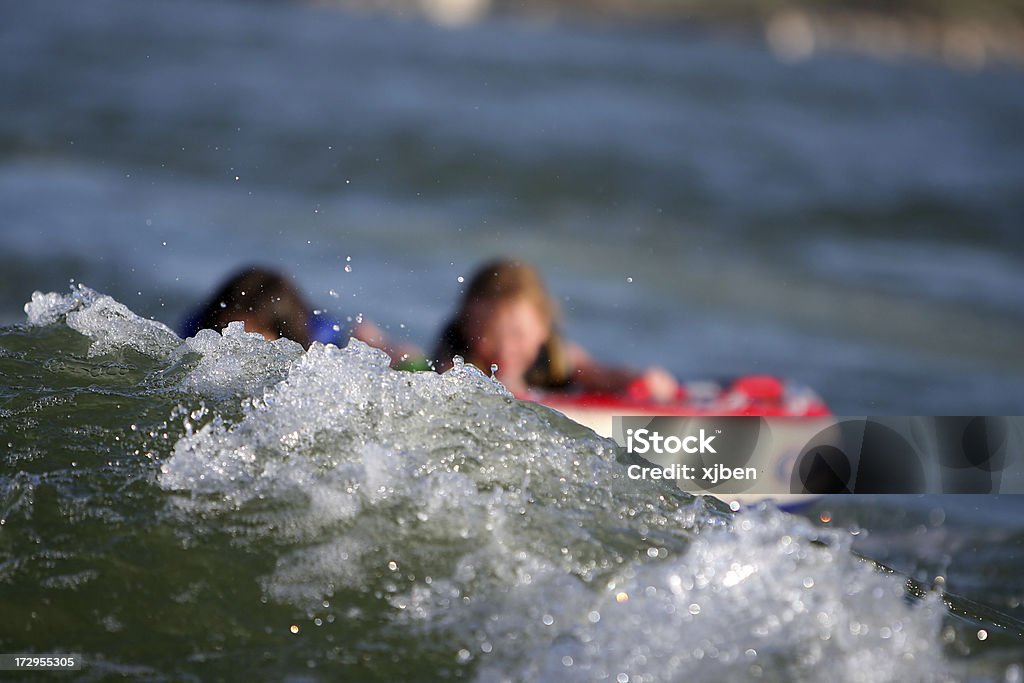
xmin=196 ymin=266 xmax=312 ymax=348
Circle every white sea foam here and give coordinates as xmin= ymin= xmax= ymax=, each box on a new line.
xmin=468 ymin=511 xmax=948 ymax=682
xmin=25 ymin=285 xmax=302 ymax=397
xmin=25 ymin=284 xmax=180 ymax=359
xmin=157 ymin=329 xmax=947 ymax=682
xmin=22 ymin=286 xmax=951 ymax=680
xmin=172 ymin=322 xmax=304 ymax=398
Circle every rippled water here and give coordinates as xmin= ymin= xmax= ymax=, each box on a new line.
xmin=1 ymin=287 xmax=1022 ymax=680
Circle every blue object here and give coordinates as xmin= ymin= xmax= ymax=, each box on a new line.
xmin=309 ymin=312 xmax=353 ymax=347
xmin=178 ymin=308 xmax=351 ymax=346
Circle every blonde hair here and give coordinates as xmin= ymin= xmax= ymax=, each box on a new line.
xmin=458 ymin=259 xmax=556 ymax=327
xmin=436 ymin=258 xmax=571 ymax=387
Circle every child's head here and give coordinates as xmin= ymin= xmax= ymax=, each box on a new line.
xmin=455 ymin=259 xmax=557 ymax=383
xmin=197 ymin=266 xmax=312 ymax=347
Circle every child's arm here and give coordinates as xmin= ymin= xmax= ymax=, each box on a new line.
xmin=566 ymin=342 xmax=679 ymax=402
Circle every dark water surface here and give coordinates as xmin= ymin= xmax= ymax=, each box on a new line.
xmin=1 ymin=290 xmax=1021 ymax=680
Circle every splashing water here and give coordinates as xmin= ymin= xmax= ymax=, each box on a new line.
xmin=0 ymin=285 xmax=995 ymax=681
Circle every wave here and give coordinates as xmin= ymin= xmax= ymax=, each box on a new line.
xmin=0 ymin=285 xmax=972 ymax=680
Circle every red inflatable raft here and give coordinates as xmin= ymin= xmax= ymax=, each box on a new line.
xmin=529 ymin=375 xmax=831 ymax=510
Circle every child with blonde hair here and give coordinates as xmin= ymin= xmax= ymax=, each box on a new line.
xmin=434 ymin=258 xmax=678 ymax=400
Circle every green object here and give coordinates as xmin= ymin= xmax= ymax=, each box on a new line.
xmin=395 ymin=355 xmax=432 ymax=372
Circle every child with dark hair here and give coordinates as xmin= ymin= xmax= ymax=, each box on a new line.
xmin=186 ymin=267 xmax=315 ymax=347
xmin=182 ymin=266 xmax=425 ymax=368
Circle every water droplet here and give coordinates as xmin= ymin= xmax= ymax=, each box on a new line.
xmin=490 ymin=363 xmax=498 ymax=378
xmin=329 ymin=289 xmax=339 ymax=298
xmin=219 ymin=301 xmax=227 ymax=309
xmin=331 ymin=324 xmax=341 ymax=332
xmin=452 ymin=355 xmax=465 ymax=369
xmin=542 ymin=614 xmax=554 ymax=626
xmin=161 ymin=241 xmax=167 ymax=246
xmin=616 ymin=592 xmax=629 ymax=603
xmin=562 ymin=656 xmax=574 ymax=667
xmin=289 ymin=624 xmax=299 ymax=634
xmin=977 ymin=629 xmax=988 ymax=641
xmin=588 ymin=610 xmax=601 ymax=623
xmin=457 ymin=276 xmax=464 ymax=283
xmin=456 ymin=649 xmax=471 ymax=663
xmin=688 ymin=603 xmax=701 ymax=615
xmin=626 ymin=276 xmax=633 ymax=283
xmin=344 ymin=264 xmax=352 ymax=273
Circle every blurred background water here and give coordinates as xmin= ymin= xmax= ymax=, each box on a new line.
xmin=2 ymin=0 xmax=1023 ymax=415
